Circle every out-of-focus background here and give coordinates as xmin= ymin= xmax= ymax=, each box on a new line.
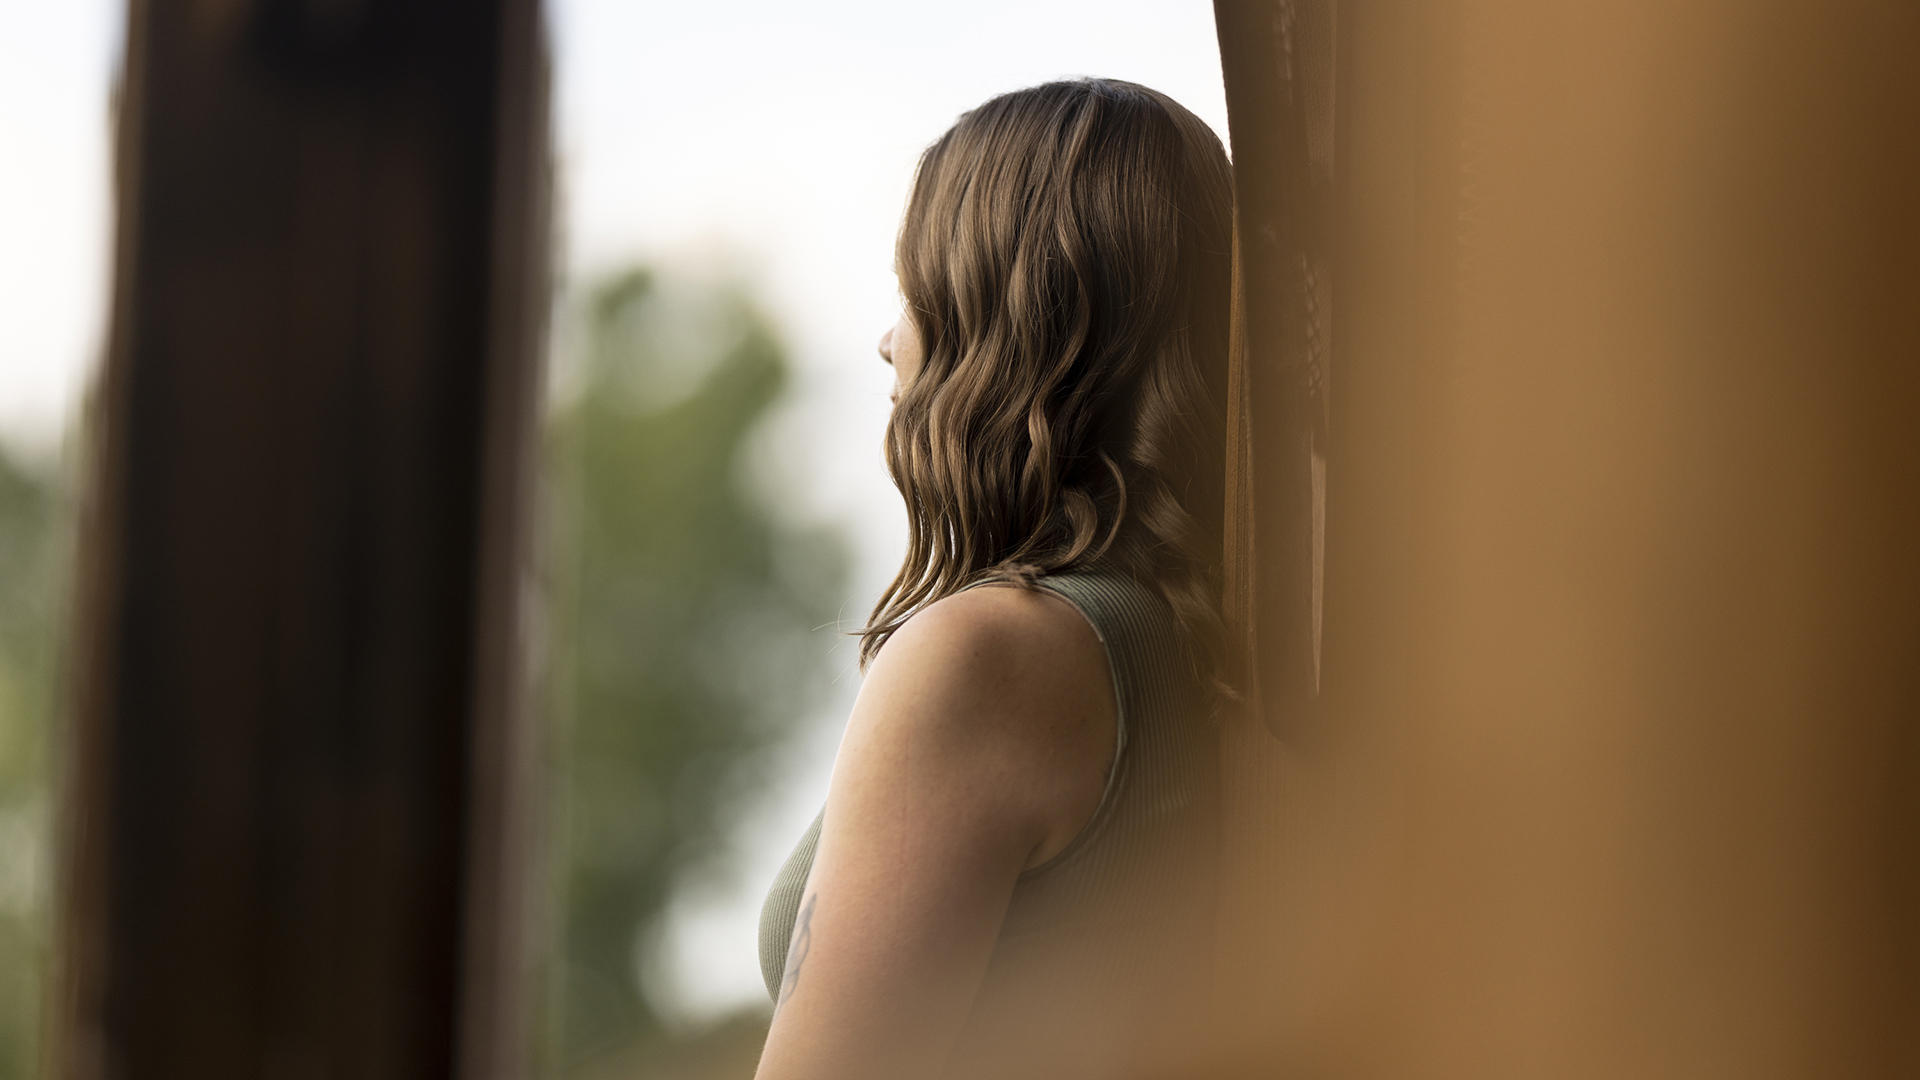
xmin=0 ymin=0 xmax=1226 ymax=1076
xmin=0 ymin=4 xmax=113 ymax=1077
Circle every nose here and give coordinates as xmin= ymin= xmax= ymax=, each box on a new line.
xmin=878 ymin=327 xmax=895 ymax=365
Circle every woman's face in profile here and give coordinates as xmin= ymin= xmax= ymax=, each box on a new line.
xmin=878 ymin=312 xmax=924 ymax=403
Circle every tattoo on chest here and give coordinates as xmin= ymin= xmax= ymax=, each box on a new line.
xmin=777 ymin=892 xmax=818 ymax=1007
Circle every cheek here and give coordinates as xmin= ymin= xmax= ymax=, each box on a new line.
xmin=893 ymin=324 xmax=925 ymax=388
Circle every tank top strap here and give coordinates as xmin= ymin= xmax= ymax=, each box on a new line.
xmin=1032 ymin=570 xmax=1187 ymax=742
xmin=1011 ymin=570 xmax=1184 ymax=878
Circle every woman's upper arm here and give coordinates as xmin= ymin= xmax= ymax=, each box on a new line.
xmin=754 ymin=585 xmax=1116 ymax=1080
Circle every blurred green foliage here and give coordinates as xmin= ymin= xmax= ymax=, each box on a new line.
xmin=546 ymin=266 xmax=849 ymax=1076
xmin=0 ymin=443 xmax=68 ymax=1080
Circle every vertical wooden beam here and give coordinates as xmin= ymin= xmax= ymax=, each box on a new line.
xmin=1214 ymin=0 xmax=1339 ymax=738
xmin=1205 ymin=4 xmax=1344 ymax=1071
xmin=458 ymin=0 xmax=550 ymax=1073
xmin=53 ymin=1 xmax=549 ymax=1077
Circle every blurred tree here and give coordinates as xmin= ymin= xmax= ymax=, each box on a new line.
xmin=0 ymin=442 xmax=68 ymax=1080
xmin=546 ymin=266 xmax=850 ymax=1075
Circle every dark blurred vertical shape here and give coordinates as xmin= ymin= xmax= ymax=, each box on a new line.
xmin=1209 ymin=0 xmax=1920 ymax=1076
xmin=1207 ymin=0 xmax=1342 ymax=1069
xmin=52 ymin=0 xmax=550 ymax=1078
xmin=1213 ymin=0 xmax=1338 ymax=735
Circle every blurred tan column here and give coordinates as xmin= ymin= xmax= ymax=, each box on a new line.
xmin=1209 ymin=0 xmax=1920 ymax=1077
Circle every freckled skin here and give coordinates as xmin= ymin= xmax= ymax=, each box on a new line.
xmin=752 ymin=359 xmax=1118 ymax=1079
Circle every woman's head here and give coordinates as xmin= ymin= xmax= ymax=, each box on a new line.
xmin=863 ymin=78 xmax=1235 ymax=688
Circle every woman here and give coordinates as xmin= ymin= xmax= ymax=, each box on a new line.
xmin=756 ymin=78 xmax=1234 ymax=1080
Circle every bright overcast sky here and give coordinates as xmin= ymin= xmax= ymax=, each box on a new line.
xmin=0 ymin=0 xmax=121 ymax=447
xmin=0 ymin=0 xmax=1229 ymax=1025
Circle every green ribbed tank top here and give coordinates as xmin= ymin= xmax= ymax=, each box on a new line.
xmin=757 ymin=570 xmax=1218 ymax=1075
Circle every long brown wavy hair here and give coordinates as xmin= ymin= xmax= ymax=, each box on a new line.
xmin=859 ymin=78 xmax=1234 ymax=693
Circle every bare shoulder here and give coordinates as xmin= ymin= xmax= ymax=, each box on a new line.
xmin=845 ymin=582 xmax=1117 ymax=868
xmin=869 ymin=583 xmax=1111 ymax=725
xmin=882 ymin=581 xmax=1101 ymax=663
xmin=759 ymin=585 xmax=1120 ymax=1076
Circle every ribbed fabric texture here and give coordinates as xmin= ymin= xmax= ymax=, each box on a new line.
xmin=757 ymin=570 xmax=1218 ymax=1064
xmin=759 ymin=809 xmax=822 ymax=998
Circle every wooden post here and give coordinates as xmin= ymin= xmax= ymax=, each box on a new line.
xmin=1209 ymin=0 xmax=1920 ymax=1076
xmin=1206 ymin=2 xmax=1343 ymax=1069
xmin=1214 ymin=0 xmax=1339 ymax=738
xmin=53 ymin=1 xmax=550 ymax=1077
